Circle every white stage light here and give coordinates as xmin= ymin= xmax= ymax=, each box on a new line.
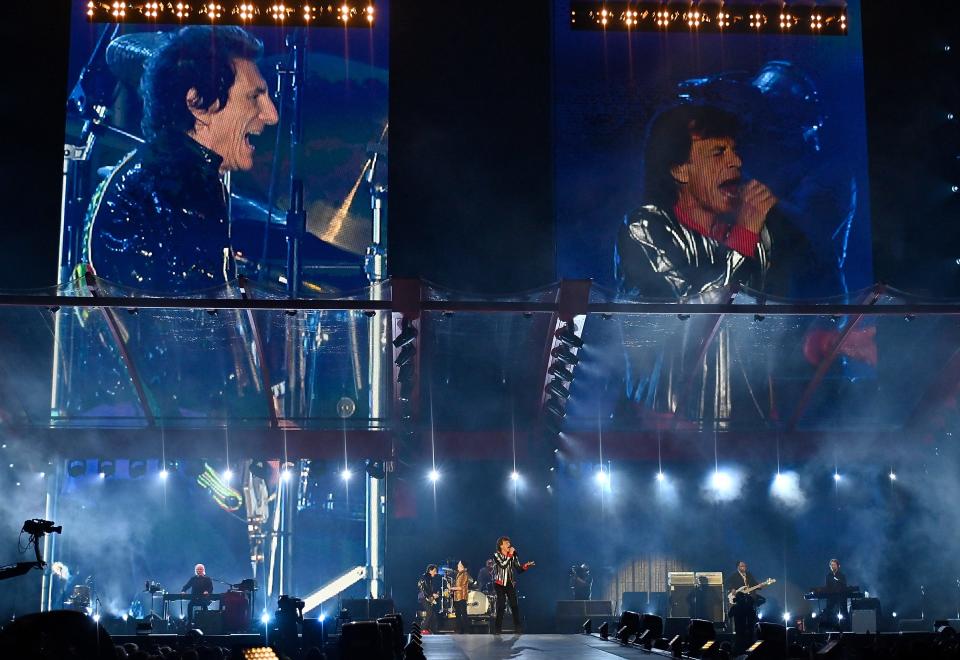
xmin=510 ymin=471 xmax=520 ymax=481
xmin=222 ymin=468 xmax=233 ymax=482
xmin=159 ymin=469 xmax=169 ymax=480
xmin=302 ymin=566 xmax=367 ymax=614
xmin=770 ymin=471 xmax=805 ymax=508
xmin=340 ymin=468 xmax=352 ymax=482
xmin=656 ymin=472 xmax=665 ymax=482
xmin=889 ymin=471 xmax=897 ymax=481
xmin=783 ymin=612 xmax=791 ymax=622
xmin=703 ymin=468 xmax=745 ymax=503
xmin=428 ymin=469 xmax=440 ymax=483
xmin=833 ymin=472 xmax=841 ymax=482
xmin=260 ymin=611 xmax=271 ymax=624
xmin=595 ymin=470 xmax=609 ymax=486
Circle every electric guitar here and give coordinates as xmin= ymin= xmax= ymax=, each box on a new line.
xmin=728 ymin=578 xmax=776 ymax=605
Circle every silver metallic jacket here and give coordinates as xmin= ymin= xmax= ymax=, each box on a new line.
xmin=615 ymin=204 xmax=771 ymax=302
xmin=83 ymin=134 xmax=236 ymax=295
xmin=615 ymin=204 xmax=773 ymax=426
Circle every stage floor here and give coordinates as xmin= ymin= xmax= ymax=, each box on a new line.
xmin=422 ymin=634 xmax=667 ymax=659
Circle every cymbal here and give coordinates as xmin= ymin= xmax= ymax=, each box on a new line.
xmin=230 ymin=191 xmax=371 ymax=257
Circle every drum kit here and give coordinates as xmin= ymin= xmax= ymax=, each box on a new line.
xmin=434 ymin=566 xmax=495 ymax=620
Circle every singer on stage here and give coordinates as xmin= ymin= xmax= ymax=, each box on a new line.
xmin=492 ymin=536 xmax=535 ymax=635
xmin=82 ymin=25 xmax=278 ymax=295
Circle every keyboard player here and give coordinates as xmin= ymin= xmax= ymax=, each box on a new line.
xmin=181 ymin=563 xmax=214 ymax=625
xmin=823 ymin=558 xmax=848 ymax=629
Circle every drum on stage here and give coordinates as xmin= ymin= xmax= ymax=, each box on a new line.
xmin=466 ymin=590 xmax=491 ymax=616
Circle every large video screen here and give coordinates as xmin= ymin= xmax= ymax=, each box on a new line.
xmin=63 ymin=2 xmax=388 ymax=297
xmin=554 ymin=1 xmax=871 ymax=301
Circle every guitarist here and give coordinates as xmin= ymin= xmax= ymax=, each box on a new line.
xmin=417 ymin=564 xmax=440 ymax=633
xmin=725 ymin=561 xmax=763 ymax=653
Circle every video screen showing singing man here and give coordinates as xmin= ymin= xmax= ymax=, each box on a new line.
xmin=82 ymin=25 xmax=278 ymax=295
xmin=615 ymin=104 xmax=776 ymax=302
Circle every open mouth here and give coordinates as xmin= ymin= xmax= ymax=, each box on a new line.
xmin=244 ymin=131 xmax=260 ymax=151
xmin=718 ymin=177 xmax=741 ymax=200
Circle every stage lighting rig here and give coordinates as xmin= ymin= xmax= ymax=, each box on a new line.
xmin=569 ymin=2 xmax=848 ymax=35
xmin=84 ymin=1 xmax=378 ymax=27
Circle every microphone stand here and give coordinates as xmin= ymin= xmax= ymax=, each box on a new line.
xmin=279 ymin=28 xmax=307 ymax=300
xmin=275 ymin=28 xmax=309 ymax=425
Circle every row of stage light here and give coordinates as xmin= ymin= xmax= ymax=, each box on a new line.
xmin=86 ymin=1 xmax=376 ymax=26
xmin=24 ymin=456 xmax=902 ymax=493
xmin=569 ymin=2 xmax=848 ymax=34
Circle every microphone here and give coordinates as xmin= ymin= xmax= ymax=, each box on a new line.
xmin=106 ymin=32 xmax=171 ymax=88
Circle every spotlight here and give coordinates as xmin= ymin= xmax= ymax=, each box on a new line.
xmin=598 ymin=621 xmax=609 ymax=639
xmin=98 ymin=472 xmax=106 ymax=480
xmin=545 ymin=398 xmax=567 ymax=419
xmin=548 ymin=361 xmax=574 ymax=382
xmin=341 ymin=468 xmax=353 ymax=482
xmin=92 ymin=613 xmax=100 ymax=623
xmin=98 ymin=459 xmax=116 ymax=478
xmin=393 ymin=324 xmax=418 ymax=348
xmin=582 ymin=618 xmax=592 ymax=634
xmin=159 ymin=469 xmax=169 ymax=480
xmin=889 ymin=471 xmax=897 ymax=481
xmin=551 ymin=344 xmax=580 ymax=366
xmin=510 ymin=471 xmax=520 ymax=481
xmin=837 ymin=613 xmax=844 ymax=621
xmin=711 ymin=470 xmax=732 ymax=491
xmin=595 ymin=470 xmax=609 ymax=486
xmin=833 ymin=472 xmax=841 ymax=482
xmin=428 ymin=469 xmax=440 ymax=483
xmin=546 ymin=378 xmax=571 ymax=400
xmin=67 ymin=460 xmax=86 ymax=478
xmin=782 ymin=612 xmax=791 ymax=623
xmin=555 ymin=324 xmax=584 ymax=349
xmin=892 ymin=612 xmax=897 ymax=618
xmin=395 ymin=344 xmax=416 ymax=367
xmin=770 ymin=471 xmax=804 ymax=506
xmin=121 ymin=613 xmax=128 ymax=622
xmin=222 ymin=468 xmax=233 ymax=483
xmin=260 ymin=611 xmax=271 ymax=624
xmin=811 ymin=611 xmax=818 ymax=619
xmin=281 ymin=469 xmax=293 ymax=482
xmin=656 ymin=472 xmax=665 ymax=482
xmin=707 ymin=469 xmax=742 ymax=502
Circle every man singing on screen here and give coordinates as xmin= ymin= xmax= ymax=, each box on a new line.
xmin=83 ymin=25 xmax=278 ymax=294
xmin=615 ymin=104 xmax=776 ymax=301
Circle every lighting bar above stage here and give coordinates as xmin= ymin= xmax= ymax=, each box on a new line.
xmin=570 ymin=2 xmax=849 ymax=35
xmin=85 ymin=1 xmax=376 ymax=27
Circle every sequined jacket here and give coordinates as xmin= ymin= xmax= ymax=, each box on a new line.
xmin=83 ymin=134 xmax=236 ymax=294
xmin=615 ymin=204 xmax=771 ymax=302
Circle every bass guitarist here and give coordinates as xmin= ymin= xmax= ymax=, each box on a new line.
xmin=725 ymin=561 xmax=774 ymax=654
